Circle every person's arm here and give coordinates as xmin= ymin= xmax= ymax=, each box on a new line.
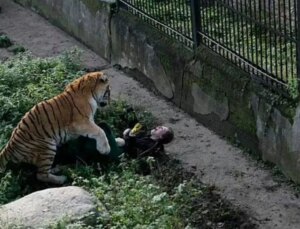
xmin=123 ymin=128 xmax=131 ymax=139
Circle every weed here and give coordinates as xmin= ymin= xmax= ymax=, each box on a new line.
xmin=0 ymin=35 xmax=12 ymax=48
xmin=7 ymin=45 xmax=26 ymax=54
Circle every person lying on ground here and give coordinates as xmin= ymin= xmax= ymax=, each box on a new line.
xmin=53 ymin=122 xmax=174 ymax=166
xmin=122 ymin=123 xmax=174 ymax=158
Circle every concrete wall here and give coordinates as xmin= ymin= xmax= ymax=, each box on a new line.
xmin=14 ymin=0 xmax=300 ymax=183
xmin=15 ymin=0 xmax=114 ymax=60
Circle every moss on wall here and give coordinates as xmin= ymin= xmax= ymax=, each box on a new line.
xmin=82 ymin=0 xmax=113 ymax=15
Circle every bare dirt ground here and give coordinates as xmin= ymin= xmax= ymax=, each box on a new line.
xmin=1 ymin=1 xmax=300 ymax=228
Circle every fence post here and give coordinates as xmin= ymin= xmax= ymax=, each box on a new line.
xmin=190 ymin=0 xmax=201 ymax=49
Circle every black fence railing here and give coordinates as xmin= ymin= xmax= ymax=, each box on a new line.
xmin=118 ymin=0 xmax=194 ymax=47
xmin=118 ymin=0 xmax=299 ymax=95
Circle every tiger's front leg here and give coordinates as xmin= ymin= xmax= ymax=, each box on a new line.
xmin=70 ymin=121 xmax=111 ymax=155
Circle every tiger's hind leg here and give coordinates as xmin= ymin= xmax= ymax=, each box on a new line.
xmin=37 ymin=172 xmax=67 ymax=184
xmin=35 ymin=150 xmax=67 ymax=184
xmin=50 ymin=165 xmax=67 ymax=175
xmin=50 ymin=165 xmax=62 ymax=174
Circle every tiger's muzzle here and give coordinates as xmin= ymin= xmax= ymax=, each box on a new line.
xmin=99 ymin=85 xmax=110 ymax=107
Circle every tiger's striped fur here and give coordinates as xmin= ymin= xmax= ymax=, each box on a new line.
xmin=0 ymin=71 xmax=111 ymax=184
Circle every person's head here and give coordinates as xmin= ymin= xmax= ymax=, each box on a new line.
xmin=150 ymin=126 xmax=174 ymax=144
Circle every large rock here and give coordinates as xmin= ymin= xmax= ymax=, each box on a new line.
xmin=0 ymin=186 xmax=101 ymax=228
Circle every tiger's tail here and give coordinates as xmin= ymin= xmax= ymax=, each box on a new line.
xmin=0 ymin=144 xmax=9 ymax=173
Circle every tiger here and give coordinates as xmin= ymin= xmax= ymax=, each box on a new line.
xmin=0 ymin=71 xmax=111 ymax=184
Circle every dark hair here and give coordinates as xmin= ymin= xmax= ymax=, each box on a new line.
xmin=159 ymin=127 xmax=174 ymax=144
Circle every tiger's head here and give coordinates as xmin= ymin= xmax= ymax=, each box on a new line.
xmin=66 ymin=71 xmax=111 ymax=107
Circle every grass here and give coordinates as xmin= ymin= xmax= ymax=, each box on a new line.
xmin=0 ymin=51 xmax=256 ymax=228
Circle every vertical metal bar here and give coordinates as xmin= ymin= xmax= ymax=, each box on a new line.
xmin=210 ymin=1 xmax=216 ymax=49
xmin=283 ymin=0 xmax=288 ymax=82
xmin=174 ymin=0 xmax=179 ymax=41
xmin=268 ymin=1 xmax=274 ymax=77
xmin=182 ymin=0 xmax=189 ymax=41
xmin=249 ymin=0 xmax=254 ymax=66
xmin=170 ymin=0 xmax=175 ymax=37
xmin=218 ymin=1 xmax=225 ymax=56
xmin=278 ymin=0 xmax=283 ymax=81
xmin=161 ymin=1 xmax=167 ymax=35
xmin=291 ymin=0 xmax=296 ymax=81
xmin=297 ymin=0 xmax=300 ymax=82
xmin=234 ymin=2 xmax=245 ymax=62
xmin=258 ymin=0 xmax=263 ymax=75
xmin=253 ymin=1 xmax=259 ymax=68
xmin=191 ymin=0 xmax=201 ymax=48
xmin=264 ymin=0 xmax=271 ymax=76
xmin=146 ymin=0 xmax=151 ymax=26
xmin=230 ymin=0 xmax=237 ymax=63
xmin=224 ymin=0 xmax=230 ymax=59
xmin=202 ymin=0 xmax=208 ymax=46
xmin=273 ymin=0 xmax=279 ymax=81
xmin=242 ymin=0 xmax=249 ymax=72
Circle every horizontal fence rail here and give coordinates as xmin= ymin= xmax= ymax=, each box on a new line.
xmin=118 ymin=0 xmax=299 ymax=95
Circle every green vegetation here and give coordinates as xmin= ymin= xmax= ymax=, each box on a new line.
xmin=0 ymin=34 xmax=26 ymax=55
xmin=65 ymin=162 xmax=186 ymax=228
xmin=0 ymin=51 xmax=255 ymax=228
xmin=0 ymin=35 xmax=12 ymax=48
xmin=7 ymin=44 xmax=26 ymax=54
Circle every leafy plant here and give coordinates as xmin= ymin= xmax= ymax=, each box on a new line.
xmin=7 ymin=45 xmax=26 ymax=54
xmin=0 ymin=171 xmax=22 ymax=204
xmin=0 ymin=35 xmax=12 ymax=48
xmin=66 ymin=160 xmax=185 ymax=228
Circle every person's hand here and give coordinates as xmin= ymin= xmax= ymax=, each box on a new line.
xmin=115 ymin=137 xmax=125 ymax=147
xmin=123 ymin=128 xmax=131 ymax=138
xmin=130 ymin=123 xmax=143 ymax=135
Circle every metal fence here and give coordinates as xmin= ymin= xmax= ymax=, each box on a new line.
xmin=118 ymin=0 xmax=299 ymax=94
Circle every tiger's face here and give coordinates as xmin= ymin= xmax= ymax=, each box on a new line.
xmin=89 ymin=72 xmax=111 ymax=107
xmin=66 ymin=71 xmax=111 ymax=107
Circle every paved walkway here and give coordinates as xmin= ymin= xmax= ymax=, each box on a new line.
xmin=1 ymin=1 xmax=300 ymax=228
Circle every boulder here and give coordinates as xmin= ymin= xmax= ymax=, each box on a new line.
xmin=0 ymin=186 xmax=102 ymax=228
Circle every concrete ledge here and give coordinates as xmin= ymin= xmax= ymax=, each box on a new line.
xmin=13 ymin=0 xmax=300 ymax=183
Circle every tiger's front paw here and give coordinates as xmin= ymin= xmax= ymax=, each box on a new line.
xmin=97 ymin=140 xmax=111 ymax=155
xmin=102 ymin=143 xmax=111 ymax=155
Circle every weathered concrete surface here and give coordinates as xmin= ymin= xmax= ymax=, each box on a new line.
xmin=191 ymin=83 xmax=229 ymax=121
xmin=110 ymin=11 xmax=183 ymax=100
xmin=0 ymin=186 xmax=100 ymax=228
xmin=252 ymin=94 xmax=300 ymax=183
xmin=2 ymin=1 xmax=300 ymax=228
xmin=15 ymin=0 xmax=114 ymax=61
xmin=1 ymin=0 xmax=107 ymax=68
